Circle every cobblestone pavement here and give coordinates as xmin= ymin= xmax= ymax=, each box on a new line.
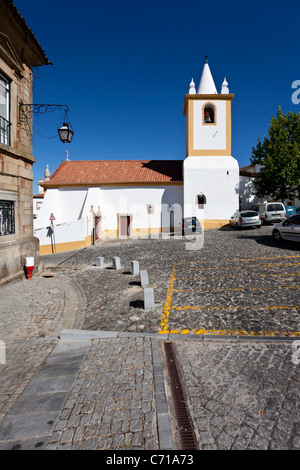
xmin=41 ymin=225 xmax=300 ymax=337
xmin=0 ymin=226 xmax=299 ymax=451
xmin=175 ymin=340 xmax=300 ymax=450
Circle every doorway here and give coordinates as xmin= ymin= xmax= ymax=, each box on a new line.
xmin=119 ymin=215 xmax=131 ymax=237
xmin=94 ymin=216 xmax=101 ymax=241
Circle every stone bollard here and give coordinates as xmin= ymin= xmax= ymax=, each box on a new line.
xmin=131 ymin=260 xmax=139 ymax=275
xmin=144 ymin=287 xmax=154 ymax=311
xmin=112 ymin=256 xmax=121 ymax=270
xmin=96 ymin=256 xmax=104 ymax=267
xmin=139 ymin=270 xmax=149 ymax=287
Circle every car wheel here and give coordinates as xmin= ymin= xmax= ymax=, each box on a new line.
xmin=235 ymin=223 xmax=239 ymax=230
xmin=272 ymin=229 xmax=282 ymax=241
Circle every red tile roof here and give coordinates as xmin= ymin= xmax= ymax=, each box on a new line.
xmin=42 ymin=160 xmax=183 ymax=186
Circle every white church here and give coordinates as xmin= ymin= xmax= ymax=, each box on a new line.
xmin=34 ymin=60 xmax=239 ymax=255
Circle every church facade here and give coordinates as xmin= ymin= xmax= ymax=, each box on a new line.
xmin=35 ymin=61 xmax=239 ymax=255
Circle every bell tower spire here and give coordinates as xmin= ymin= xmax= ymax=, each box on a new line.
xmin=197 ymin=58 xmax=217 ymax=94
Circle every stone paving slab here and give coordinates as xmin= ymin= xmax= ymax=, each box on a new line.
xmin=0 ymin=340 xmax=90 ymax=450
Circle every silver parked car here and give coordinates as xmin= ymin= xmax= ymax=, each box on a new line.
xmin=229 ymin=210 xmax=261 ymax=229
xmin=272 ymin=214 xmax=300 ymax=242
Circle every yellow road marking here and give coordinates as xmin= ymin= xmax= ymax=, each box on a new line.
xmin=159 ymin=259 xmax=300 ymax=336
xmin=173 ymin=285 xmax=299 ymax=294
xmin=185 ymin=262 xmax=300 ymax=272
xmin=159 ymin=265 xmax=176 ymax=334
xmin=165 ymin=328 xmax=300 ymax=337
xmin=170 ymin=305 xmax=299 ymax=311
xmin=174 ymin=272 xmax=300 ymax=281
xmin=182 ymin=255 xmax=300 ymax=265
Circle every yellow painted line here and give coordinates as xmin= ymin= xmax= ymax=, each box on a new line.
xmin=187 ymin=262 xmax=300 ymax=272
xmin=173 ymin=285 xmax=299 ymax=294
xmin=181 ymin=255 xmax=300 ymax=265
xmin=178 ymin=328 xmax=300 ymax=337
xmin=159 ymin=265 xmax=176 ymax=334
xmin=174 ymin=272 xmax=300 ymax=281
xmin=163 ymin=327 xmax=300 ymax=337
xmin=170 ymin=305 xmax=299 ymax=311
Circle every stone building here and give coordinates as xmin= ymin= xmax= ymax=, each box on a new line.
xmin=0 ymin=0 xmax=50 ymax=285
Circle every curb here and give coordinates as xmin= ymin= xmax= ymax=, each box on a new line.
xmin=59 ymin=329 xmax=299 ymax=343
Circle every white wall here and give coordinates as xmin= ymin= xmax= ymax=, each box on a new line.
xmin=193 ymin=100 xmax=227 ymax=150
xmin=35 ymin=218 xmax=87 ymax=246
xmin=239 ymin=176 xmax=300 ymax=210
xmin=80 ymin=187 xmax=102 ymax=219
xmin=58 ymin=188 xmax=89 ymax=222
xmin=34 ymin=188 xmax=60 ymax=230
xmin=34 ymin=187 xmax=89 ymax=230
xmin=183 ymin=156 xmax=239 ymax=220
xmin=99 ymin=185 xmax=183 ymax=232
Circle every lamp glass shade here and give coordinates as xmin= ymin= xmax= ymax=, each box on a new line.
xmin=58 ymin=122 xmax=74 ymax=143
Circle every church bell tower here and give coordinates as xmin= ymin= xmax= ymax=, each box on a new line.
xmin=183 ymin=59 xmax=239 ymax=228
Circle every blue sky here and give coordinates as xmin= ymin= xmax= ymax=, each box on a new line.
xmin=13 ymin=0 xmax=300 ymax=192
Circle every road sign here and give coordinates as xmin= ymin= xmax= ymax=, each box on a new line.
xmin=49 ymin=213 xmax=56 ymax=221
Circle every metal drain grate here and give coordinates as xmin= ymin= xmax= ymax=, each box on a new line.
xmin=164 ymin=342 xmax=198 ymax=450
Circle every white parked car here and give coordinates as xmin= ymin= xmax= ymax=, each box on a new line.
xmin=272 ymin=215 xmax=300 ymax=242
xmin=229 ymin=210 xmax=261 ymax=229
xmin=251 ymin=202 xmax=286 ymax=224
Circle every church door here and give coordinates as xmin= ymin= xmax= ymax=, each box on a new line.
xmin=120 ymin=215 xmax=130 ymax=236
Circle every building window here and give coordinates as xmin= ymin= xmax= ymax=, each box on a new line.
xmin=196 ymin=194 xmax=207 ymax=209
xmin=0 ymin=200 xmax=15 ymax=235
xmin=0 ymin=73 xmax=10 ymax=145
xmin=203 ymin=103 xmax=216 ymax=124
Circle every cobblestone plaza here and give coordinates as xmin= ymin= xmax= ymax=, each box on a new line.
xmin=0 ymin=226 xmax=300 ymax=450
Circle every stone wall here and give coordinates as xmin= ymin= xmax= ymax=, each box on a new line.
xmin=0 ymin=57 xmax=38 ymax=285
xmin=0 ymin=145 xmax=40 ymax=286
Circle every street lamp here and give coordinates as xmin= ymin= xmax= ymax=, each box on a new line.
xmin=57 ymin=110 xmax=74 ymax=143
xmin=19 ymin=102 xmax=74 ymax=143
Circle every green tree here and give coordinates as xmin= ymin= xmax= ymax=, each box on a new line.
xmin=250 ymin=106 xmax=300 ymax=202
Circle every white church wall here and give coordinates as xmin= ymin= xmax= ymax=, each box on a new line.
xmin=34 ymin=188 xmax=60 ymax=230
xmin=183 ymin=156 xmax=239 ymax=225
xmin=58 ymin=187 xmax=89 ymax=222
xmin=80 ymin=187 xmax=102 ymax=219
xmin=34 ymin=187 xmax=89 ymax=230
xmin=193 ymin=100 xmax=226 ymax=150
xmin=35 ymin=218 xmax=91 ymax=255
xmin=99 ymin=185 xmax=183 ymax=236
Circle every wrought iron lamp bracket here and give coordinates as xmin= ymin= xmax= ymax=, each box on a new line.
xmin=19 ymin=102 xmax=69 ymax=123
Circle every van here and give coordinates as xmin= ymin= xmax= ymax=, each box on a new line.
xmin=250 ymin=202 xmax=286 ymax=224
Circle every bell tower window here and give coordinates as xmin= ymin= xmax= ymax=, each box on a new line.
xmin=203 ymin=103 xmax=216 ymax=125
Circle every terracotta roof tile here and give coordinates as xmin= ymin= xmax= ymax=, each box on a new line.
xmin=42 ymin=160 xmax=183 ymax=186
